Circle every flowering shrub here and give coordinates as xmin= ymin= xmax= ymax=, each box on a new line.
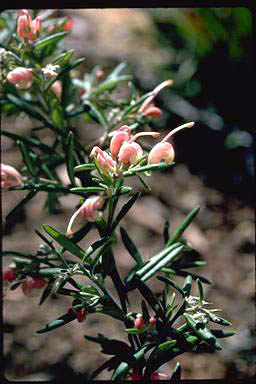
xmin=1 ymin=10 xmax=235 ymax=381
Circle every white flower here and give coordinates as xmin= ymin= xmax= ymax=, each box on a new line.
xmin=42 ymin=64 xmax=60 ymax=78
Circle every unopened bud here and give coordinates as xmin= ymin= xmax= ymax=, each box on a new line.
xmin=1 ymin=163 xmax=22 ymax=189
xmin=131 ymin=368 xmax=142 ymax=380
xmin=7 ymin=67 xmax=33 ymax=89
xmin=150 ymin=371 xmax=170 ymax=380
xmin=21 ymin=277 xmax=46 ymax=297
xmin=3 ymin=267 xmax=17 ymax=287
xmin=149 ymin=317 xmax=156 ymax=326
xmin=51 ymin=80 xmax=62 ymax=97
xmin=110 ymin=126 xmax=130 ymax=158
xmin=63 ymin=18 xmax=73 ymax=32
xmin=135 ymin=314 xmax=144 ymax=329
xmin=77 ymin=307 xmax=87 ymax=323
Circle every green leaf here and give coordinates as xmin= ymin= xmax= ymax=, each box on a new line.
xmin=82 ymin=100 xmax=108 ymax=130
xmin=111 ymin=192 xmax=140 ymax=232
xmin=36 ymin=311 xmax=76 ymax=333
xmin=120 ymin=226 xmax=143 ymax=266
xmin=37 ymin=268 xmax=67 ymax=278
xmin=184 ymin=313 xmax=223 ymax=350
xmin=34 ymin=32 xmax=68 ymax=51
xmin=6 ymin=94 xmax=51 ymax=126
xmin=112 ymin=346 xmax=147 ymax=381
xmin=163 ymin=220 xmax=170 ymax=244
xmin=196 ymin=278 xmax=204 ymax=302
xmin=94 ymin=306 xmax=124 ymax=321
xmin=155 ymin=339 xmax=177 ymax=353
xmin=43 ymin=224 xmax=85 ymax=260
xmin=123 ymin=162 xmax=174 ymax=177
xmin=209 ymin=315 xmax=232 ymax=326
xmin=167 ymin=206 xmax=200 ymax=246
xmin=136 ymin=244 xmax=184 ymax=282
xmin=70 ymin=186 xmax=106 ymax=193
xmin=39 ymin=279 xmax=55 ymax=305
xmin=182 ymin=275 xmax=193 ymax=297
xmin=210 ymin=329 xmax=236 ymax=338
xmin=170 ymin=362 xmax=181 ymax=383
xmin=106 ymin=62 xmax=127 ymax=80
xmin=66 ymin=131 xmax=76 ymax=185
xmin=134 ymin=280 xmax=165 ymax=320
xmin=83 ymin=237 xmax=112 ymax=263
xmin=125 ymin=328 xmax=145 ymax=335
xmin=92 ymin=75 xmax=133 ymax=96
xmin=74 ymin=163 xmax=96 ymax=172
xmin=17 ymin=141 xmax=37 ymax=177
xmin=5 ymin=191 xmax=37 ymax=223
xmin=157 ymin=276 xmax=185 ymax=297
xmin=141 ymin=300 xmax=150 ymax=323
xmin=52 ymin=49 xmax=75 ymax=65
xmin=49 ymin=92 xmax=64 ymax=129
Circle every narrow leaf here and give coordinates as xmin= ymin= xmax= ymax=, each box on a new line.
xmin=140 ymin=245 xmax=185 ymax=282
xmin=74 ymin=163 xmax=96 ymax=172
xmin=17 ymin=141 xmax=37 ymax=176
xmin=123 ymin=162 xmax=173 ymax=177
xmin=157 ymin=276 xmax=185 ymax=297
xmin=167 ymin=206 xmax=200 ymax=246
xmin=196 ymin=278 xmax=204 ymax=302
xmin=34 ymin=32 xmax=68 ymax=51
xmin=36 ymin=312 xmax=76 ymax=333
xmin=83 ymin=100 xmax=108 ymax=130
xmin=43 ymin=224 xmax=85 ymax=259
xmin=120 ymin=226 xmax=143 ymax=266
xmin=111 ymin=192 xmax=140 ymax=231
xmin=66 ymin=131 xmax=76 ymax=185
xmin=182 ymin=275 xmax=193 ymax=297
xmin=184 ymin=313 xmax=223 ymax=350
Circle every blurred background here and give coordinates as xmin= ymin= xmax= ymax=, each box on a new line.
xmin=2 ymin=8 xmax=255 ymax=381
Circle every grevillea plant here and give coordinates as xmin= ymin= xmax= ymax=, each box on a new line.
xmin=1 ymin=10 xmax=235 ymax=381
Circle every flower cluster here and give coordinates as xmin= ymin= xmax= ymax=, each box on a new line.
xmin=17 ymin=9 xmax=42 ymax=42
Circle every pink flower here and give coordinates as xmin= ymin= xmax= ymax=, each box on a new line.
xmin=142 ymin=104 xmax=163 ymax=118
xmin=1 ymin=163 xmax=22 ymax=189
xmin=90 ymin=146 xmax=116 ymax=175
xmin=17 ymin=10 xmax=42 ymax=42
xmin=149 ymin=317 xmax=156 ymax=326
xmin=3 ymin=267 xmax=17 ymax=287
xmin=96 ymin=69 xmax=104 ymax=79
xmin=110 ymin=125 xmax=130 ymax=158
xmin=148 ymin=122 xmax=195 ymax=165
xmin=66 ymin=195 xmax=105 ymax=236
xmin=31 ymin=16 xmax=42 ymax=38
xmin=63 ymin=18 xmax=73 ymax=32
xmin=21 ymin=277 xmax=46 ymax=297
xmin=17 ymin=10 xmax=33 ymax=41
xmin=118 ymin=131 xmax=160 ymax=166
xmin=139 ymin=79 xmax=173 ymax=114
xmin=7 ymin=67 xmax=33 ymax=89
xmin=148 ymin=142 xmax=175 ymax=165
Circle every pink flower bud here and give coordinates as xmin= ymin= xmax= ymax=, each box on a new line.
xmin=63 ymin=18 xmax=73 ymax=32
xmin=147 ymin=122 xmax=195 ymax=165
xmin=149 ymin=317 xmax=156 ymax=326
xmin=66 ymin=195 xmax=105 ymax=236
xmin=150 ymin=372 xmax=170 ymax=380
xmin=77 ymin=307 xmax=87 ymax=323
xmin=31 ymin=16 xmax=42 ymax=38
xmin=51 ymin=80 xmax=62 ymax=97
xmin=7 ymin=67 xmax=33 ymax=89
xmin=90 ymin=147 xmax=116 ymax=175
xmin=21 ymin=277 xmax=46 ymax=297
xmin=96 ymin=70 xmax=104 ymax=79
xmin=118 ymin=131 xmax=159 ymax=166
xmin=139 ymin=79 xmax=173 ymax=114
xmin=17 ymin=10 xmax=33 ymax=40
xmin=110 ymin=126 xmax=130 ymax=158
xmin=118 ymin=142 xmax=143 ymax=165
xmin=143 ymin=105 xmax=163 ymax=118
xmin=3 ymin=267 xmax=17 ymax=287
xmin=131 ymin=369 xmax=142 ymax=380
xmin=148 ymin=142 xmax=175 ymax=165
xmin=1 ymin=163 xmax=22 ymax=189
xmin=135 ymin=314 xmax=144 ymax=329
